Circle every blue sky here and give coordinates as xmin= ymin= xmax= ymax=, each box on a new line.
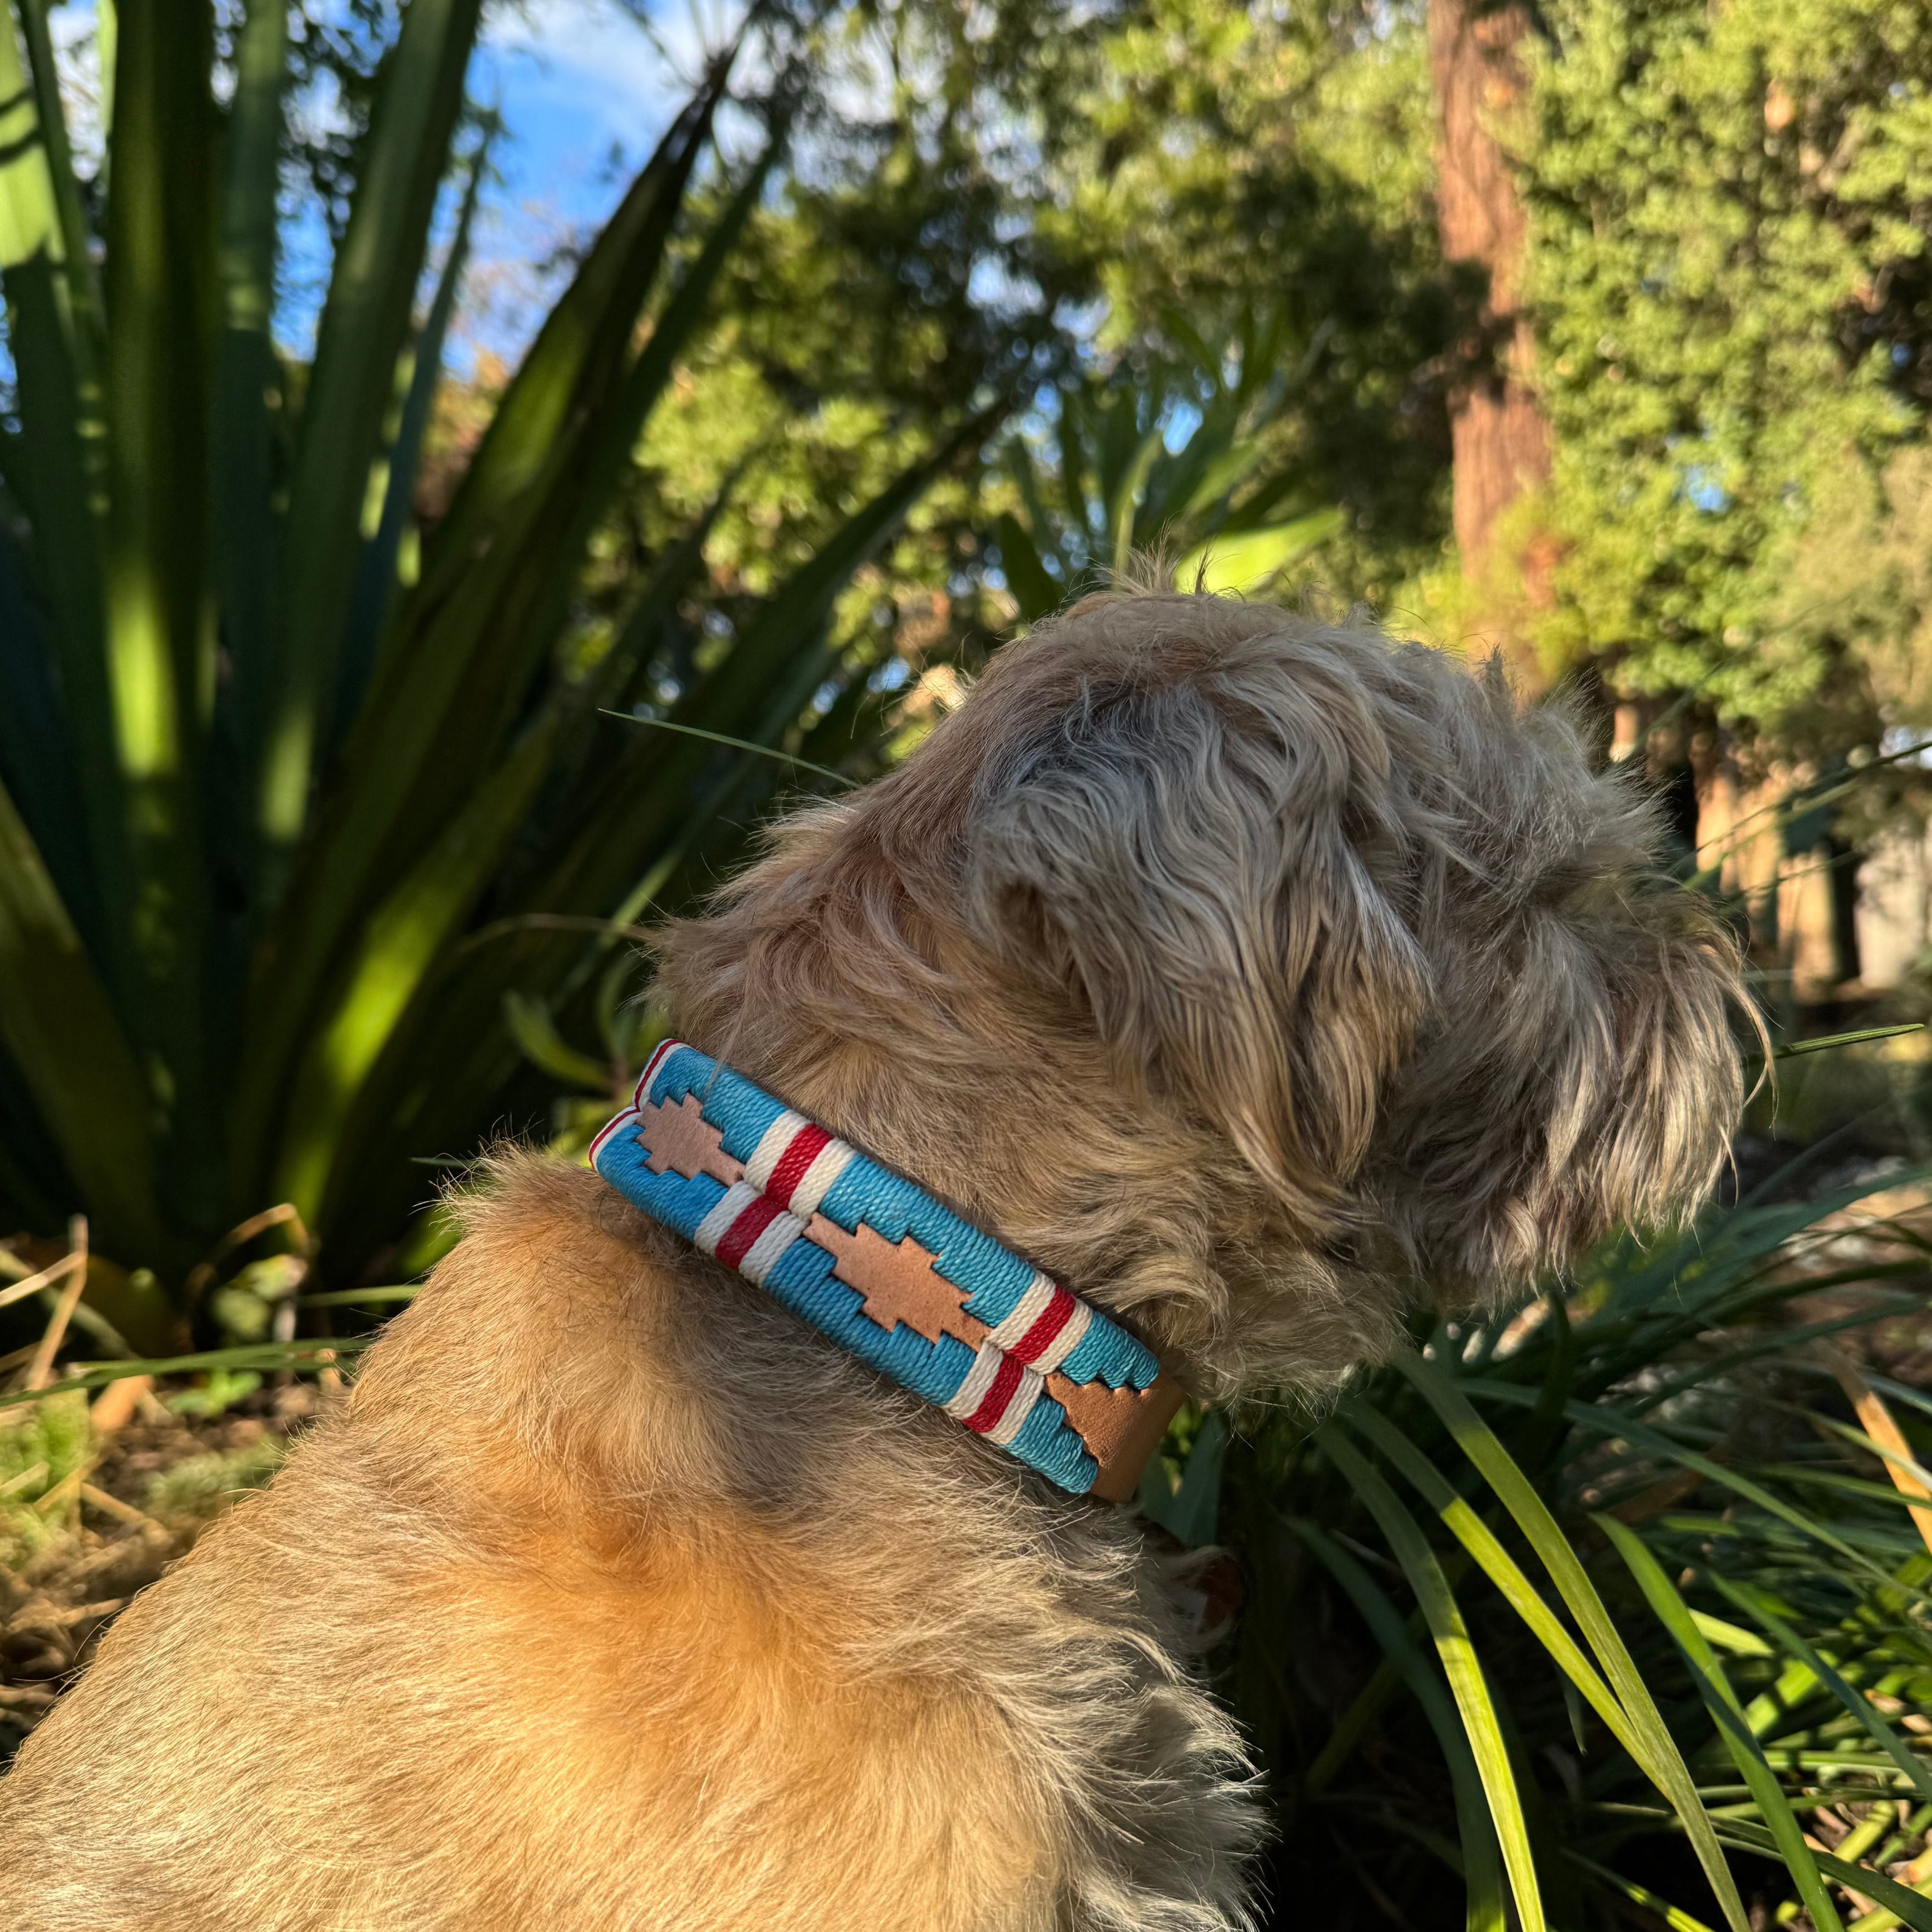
xmin=474 ymin=0 xmax=695 ymax=217
xmin=43 ymin=0 xmax=740 ymax=365
xmin=453 ymin=1 xmax=750 ymax=365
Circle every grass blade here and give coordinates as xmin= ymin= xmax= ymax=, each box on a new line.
xmin=1396 ymin=1353 xmax=1754 ymax=1932
xmin=1705 ymin=1573 xmax=1932 ymax=1809
xmin=1341 ymin=1402 xmax=1643 ymax=1759
xmin=1771 ymin=1024 xmax=1924 ymax=1060
xmin=1290 ymin=1516 xmax=1509 ymax=1932
xmin=599 ymin=712 xmax=855 ymax=787
xmin=1597 ymin=1514 xmax=1846 ymax=1932
xmin=4 ymin=1338 xmax=375 ymax=1407
xmin=1566 ymin=1853 xmax=1723 ymax=1932
xmin=1321 ymin=1424 xmax=1547 ymax=1932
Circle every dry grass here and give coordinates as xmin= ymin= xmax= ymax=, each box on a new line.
xmin=0 ymin=1385 xmax=326 ymax=1762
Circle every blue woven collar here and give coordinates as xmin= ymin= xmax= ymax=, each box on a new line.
xmin=591 ymin=1042 xmax=1182 ymax=1500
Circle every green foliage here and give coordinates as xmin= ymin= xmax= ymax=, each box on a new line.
xmin=0 ymin=3 xmax=987 ymax=1282
xmin=989 ymin=308 xmax=1345 ymax=619
xmin=0 ymin=1391 xmax=89 ymax=1562
xmin=141 ymin=1434 xmax=284 ymax=1516
xmin=629 ymin=0 xmax=1463 ymax=644
xmin=1521 ymin=0 xmax=1932 ymax=741
xmin=1201 ymin=1173 xmax=1932 ymax=1929
xmin=1031 ymin=0 xmax=1460 ymax=606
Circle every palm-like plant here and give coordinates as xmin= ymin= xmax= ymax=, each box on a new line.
xmin=1135 ymin=1171 xmax=1932 ymax=1931
xmin=990 ymin=308 xmax=1343 ymax=622
xmin=0 ymin=0 xmax=987 ymax=1286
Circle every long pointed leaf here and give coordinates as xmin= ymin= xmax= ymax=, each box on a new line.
xmin=103 ymin=0 xmax=220 ymax=1227
xmin=0 ymin=772 xmax=160 ymax=1257
xmin=407 ymin=69 xmax=730 ymax=613
xmin=1597 ymin=1516 xmax=1846 ymax=1932
xmin=1290 ymin=1516 xmax=1508 ymax=1932
xmin=0 ymin=8 xmax=120 ymax=954
xmin=273 ymin=715 xmax=559 ymax=1220
xmin=1706 ymin=1573 xmax=1932 ymax=1809
xmin=0 ymin=510 xmax=98 ymax=959
xmin=12 ymin=0 xmax=98 ymax=328
xmin=1340 ymin=1403 xmax=1641 ymax=1759
xmin=1395 ymin=1354 xmax=1753 ymax=1932
xmin=235 ymin=71 xmax=729 ymax=1201
xmin=1321 ymin=1425 xmax=1547 ymax=1932
xmin=256 ymin=0 xmax=484 ymax=866
xmin=1707 ymin=1823 xmax=1932 ymax=1932
xmin=211 ymin=0 xmax=287 ymax=801
xmin=334 ymin=125 xmax=490 ymax=746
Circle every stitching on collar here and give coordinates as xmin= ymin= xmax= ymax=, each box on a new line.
xmin=591 ymin=1041 xmax=1184 ymax=1500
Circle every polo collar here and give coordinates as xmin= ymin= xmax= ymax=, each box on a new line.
xmin=591 ymin=1041 xmax=1184 ymax=1501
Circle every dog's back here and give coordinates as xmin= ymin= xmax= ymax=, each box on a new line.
xmin=0 ymin=1158 xmax=1250 ymax=1931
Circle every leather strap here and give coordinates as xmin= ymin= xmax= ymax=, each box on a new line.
xmin=591 ymin=1043 xmax=1185 ymax=1501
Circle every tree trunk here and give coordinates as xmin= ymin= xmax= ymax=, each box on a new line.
xmin=1427 ymin=0 xmax=1552 ymax=675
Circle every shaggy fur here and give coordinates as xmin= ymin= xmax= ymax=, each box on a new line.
xmin=0 ymin=590 xmax=1745 ymax=1929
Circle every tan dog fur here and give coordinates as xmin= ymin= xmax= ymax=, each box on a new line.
xmin=0 ymin=589 xmax=1745 ymax=1929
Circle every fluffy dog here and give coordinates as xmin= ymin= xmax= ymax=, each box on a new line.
xmin=0 ymin=588 xmax=1744 ymax=1930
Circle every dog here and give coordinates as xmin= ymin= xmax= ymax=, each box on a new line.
xmin=0 ymin=587 xmax=1744 ymax=1929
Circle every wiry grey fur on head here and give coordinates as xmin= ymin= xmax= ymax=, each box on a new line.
xmin=659 ymin=587 xmax=1745 ymax=1402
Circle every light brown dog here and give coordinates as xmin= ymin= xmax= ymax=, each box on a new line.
xmin=0 ymin=589 xmax=1744 ymax=1930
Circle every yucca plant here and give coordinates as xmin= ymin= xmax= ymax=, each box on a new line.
xmin=1137 ymin=1167 xmax=1932 ymax=1931
xmin=0 ymin=0 xmax=993 ymax=1291
xmin=991 ymin=307 xmax=1343 ymax=621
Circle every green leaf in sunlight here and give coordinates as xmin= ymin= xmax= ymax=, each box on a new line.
xmin=273 ymin=717 xmax=558 ymax=1220
xmin=1565 ymin=1855 xmax=1723 ymax=1932
xmin=260 ymin=0 xmax=484 ymax=862
xmin=1596 ymin=1514 xmax=1847 ymax=1932
xmin=1320 ymin=1425 xmax=1546 ymax=1932
xmin=1706 ymin=1572 xmax=1932 ymax=1808
xmin=233 ymin=71 xmax=734 ymax=1202
xmin=1394 ymin=1352 xmax=1754 ymax=1932
xmin=1341 ymin=1402 xmax=1645 ymax=1759
xmin=1708 ymin=1819 xmax=1932 ymax=1932
xmin=102 ymin=3 xmax=222 ymax=1224
xmin=1176 ymin=510 xmax=1344 ymax=594
xmin=1290 ymin=1516 xmax=1508 ymax=1932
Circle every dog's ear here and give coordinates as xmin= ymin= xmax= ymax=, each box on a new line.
xmin=963 ymin=660 xmax=1430 ymax=1230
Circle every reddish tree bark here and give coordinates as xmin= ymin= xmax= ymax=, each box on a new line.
xmin=1428 ymin=0 xmax=1553 ymax=659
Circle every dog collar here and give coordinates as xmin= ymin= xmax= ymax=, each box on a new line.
xmin=590 ymin=1042 xmax=1184 ymax=1501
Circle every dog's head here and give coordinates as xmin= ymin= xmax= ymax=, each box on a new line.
xmin=655 ymin=589 xmax=1744 ymax=1400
